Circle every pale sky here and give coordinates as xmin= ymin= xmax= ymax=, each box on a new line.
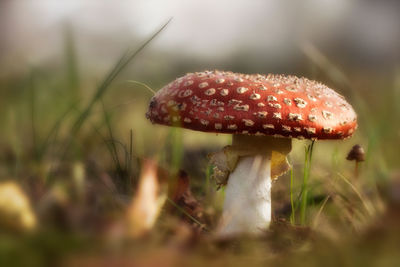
xmin=1 ymin=0 xmax=399 ymax=72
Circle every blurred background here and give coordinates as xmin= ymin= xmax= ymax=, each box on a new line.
xmin=0 ymin=0 xmax=400 ymax=266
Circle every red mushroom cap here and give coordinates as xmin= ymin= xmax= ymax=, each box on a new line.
xmin=146 ymin=70 xmax=357 ymax=140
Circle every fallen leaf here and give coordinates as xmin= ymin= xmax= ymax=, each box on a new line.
xmin=0 ymin=181 xmax=37 ymax=232
xmin=126 ymin=160 xmax=167 ymax=238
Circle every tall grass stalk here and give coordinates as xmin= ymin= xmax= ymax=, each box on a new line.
xmin=36 ymin=25 xmax=81 ymax=161
xmin=101 ymin=100 xmax=123 ymax=174
xmin=301 ymin=42 xmax=380 ymax=165
xmin=336 ymin=172 xmax=374 ymax=216
xmin=169 ymin=127 xmax=183 ymax=175
xmin=127 ymin=129 xmax=135 ymax=192
xmin=37 ymin=103 xmax=77 ymax=159
xmin=205 ymin=164 xmax=213 ymax=203
xmin=290 ymin=167 xmax=295 ymax=224
xmin=64 ymin=24 xmax=80 ymax=105
xmin=60 ymin=19 xmax=171 ymax=160
xmin=300 ymin=141 xmax=315 ymax=225
xmin=46 ymin=19 xmax=171 ymax=184
xmin=29 ymin=70 xmax=38 ymax=160
xmin=100 ymin=100 xmax=137 ymax=193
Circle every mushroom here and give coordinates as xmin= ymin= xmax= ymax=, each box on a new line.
xmin=346 ymin=144 xmax=365 ymax=178
xmin=146 ymin=70 xmax=357 ymax=236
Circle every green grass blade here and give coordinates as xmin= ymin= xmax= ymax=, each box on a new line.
xmin=38 ymin=102 xmax=78 ymax=158
xmin=299 ymin=146 xmax=309 ymax=225
xmin=29 ymin=69 xmax=38 ymax=160
xmin=170 ymin=127 xmax=183 ymax=175
xmin=101 ymin=100 xmax=122 ymax=173
xmin=290 ymin=167 xmax=295 ymax=224
xmin=64 ymin=24 xmax=80 ymax=105
xmin=62 ymin=18 xmax=172 ymax=157
xmin=300 ymin=141 xmax=315 ymax=225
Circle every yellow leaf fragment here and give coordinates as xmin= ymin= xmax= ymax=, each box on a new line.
xmin=0 ymin=181 xmax=37 ymax=232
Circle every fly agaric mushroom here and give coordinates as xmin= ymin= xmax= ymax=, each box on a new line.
xmin=146 ymin=70 xmax=357 ymax=236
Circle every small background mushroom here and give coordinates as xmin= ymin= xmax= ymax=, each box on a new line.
xmin=347 ymin=144 xmax=366 ymax=178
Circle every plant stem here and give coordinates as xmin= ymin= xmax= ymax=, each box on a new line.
xmin=355 ymin=161 xmax=359 ymax=178
xmin=167 ymin=127 xmax=183 ymax=197
xmin=290 ymin=167 xmax=295 ymax=224
xmin=300 ymin=141 xmax=315 ymax=225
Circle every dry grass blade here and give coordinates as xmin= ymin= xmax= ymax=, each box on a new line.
xmin=312 ymin=195 xmax=330 ymax=228
xmin=300 ymin=41 xmax=350 ymax=86
xmin=126 ymin=80 xmax=156 ymax=95
xmin=336 ymin=172 xmax=375 ymax=216
xmin=167 ymin=198 xmax=206 ymax=231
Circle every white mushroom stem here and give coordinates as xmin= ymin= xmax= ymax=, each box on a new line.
xmin=217 ymin=154 xmax=272 ymax=236
xmin=213 ymin=134 xmax=292 ymax=237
